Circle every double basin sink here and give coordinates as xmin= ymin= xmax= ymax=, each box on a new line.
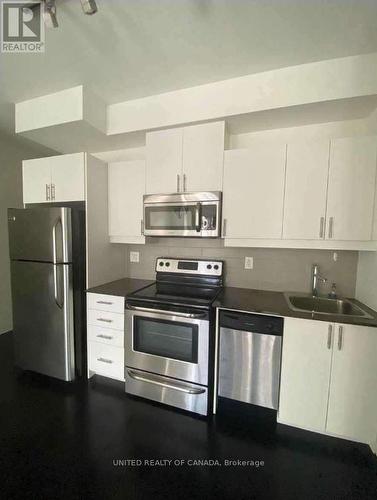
xmin=285 ymin=293 xmax=373 ymax=319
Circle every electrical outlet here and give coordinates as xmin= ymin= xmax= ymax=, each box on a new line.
xmin=244 ymin=257 xmax=254 ymax=270
xmin=130 ymin=251 xmax=140 ymax=263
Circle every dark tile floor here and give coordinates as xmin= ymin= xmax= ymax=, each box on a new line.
xmin=1 ymin=331 xmax=376 ymax=500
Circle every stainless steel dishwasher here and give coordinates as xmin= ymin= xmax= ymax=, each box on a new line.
xmin=218 ymin=311 xmax=283 ymax=410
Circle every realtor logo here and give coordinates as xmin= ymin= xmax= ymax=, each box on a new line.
xmin=1 ymin=1 xmax=44 ymax=53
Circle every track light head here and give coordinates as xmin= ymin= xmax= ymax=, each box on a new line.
xmin=43 ymin=0 xmax=58 ymax=28
xmin=80 ymin=0 xmax=98 ymax=15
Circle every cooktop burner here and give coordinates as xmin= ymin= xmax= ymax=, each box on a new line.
xmin=128 ymin=257 xmax=224 ymax=309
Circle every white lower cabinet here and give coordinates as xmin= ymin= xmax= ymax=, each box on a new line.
xmin=326 ymin=323 xmax=377 ymax=443
xmin=279 ymin=317 xmax=377 ymax=445
xmin=87 ymin=292 xmax=125 ymax=381
xmin=278 ymin=318 xmax=332 ymax=432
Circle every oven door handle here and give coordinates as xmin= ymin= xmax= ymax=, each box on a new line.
xmin=127 ymin=304 xmax=207 ymax=319
xmin=126 ymin=369 xmax=206 ymax=395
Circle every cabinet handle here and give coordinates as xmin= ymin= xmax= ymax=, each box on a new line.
xmin=222 ymin=219 xmax=227 ymax=237
xmin=327 ymin=324 xmax=333 ymax=349
xmin=176 ymin=174 xmax=180 ymax=192
xmin=46 ymin=184 xmax=50 ymax=201
xmin=328 ymin=217 xmax=334 ymax=239
xmin=96 ymin=334 xmax=113 ymax=340
xmin=51 ymin=183 xmax=55 ymax=201
xmin=96 ymin=301 xmax=113 ymax=305
xmin=183 ymin=174 xmax=187 ymax=192
xmin=141 ymin=219 xmax=144 ymax=235
xmin=97 ymin=357 xmax=113 ymax=364
xmin=319 ymin=217 xmax=325 ymax=239
xmin=337 ymin=325 xmax=343 ymax=350
xmin=97 ymin=318 xmax=113 ymax=323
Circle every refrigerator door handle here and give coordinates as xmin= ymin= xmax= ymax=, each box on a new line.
xmin=52 ymin=217 xmax=64 ymax=263
xmin=53 ymin=265 xmax=64 ymax=309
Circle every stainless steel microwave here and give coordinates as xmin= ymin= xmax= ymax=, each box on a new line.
xmin=143 ymin=191 xmax=222 ymax=238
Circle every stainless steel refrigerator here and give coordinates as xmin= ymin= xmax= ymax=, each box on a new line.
xmin=8 ymin=206 xmax=86 ymax=381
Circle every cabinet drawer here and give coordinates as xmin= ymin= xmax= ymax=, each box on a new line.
xmin=87 ymin=293 xmax=124 ymax=313
xmin=88 ymin=325 xmax=124 ymax=347
xmin=88 ymin=342 xmax=124 ymax=381
xmin=87 ymin=309 xmax=124 ymax=331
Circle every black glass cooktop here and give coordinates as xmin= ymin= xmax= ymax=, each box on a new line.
xmin=128 ymin=282 xmax=221 ymax=308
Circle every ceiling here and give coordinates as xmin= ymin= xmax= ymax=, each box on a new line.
xmin=1 ymin=0 xmax=377 ymax=143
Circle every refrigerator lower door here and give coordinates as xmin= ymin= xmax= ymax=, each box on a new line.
xmin=11 ymin=261 xmax=75 ymax=381
xmin=8 ymin=207 xmax=72 ymax=263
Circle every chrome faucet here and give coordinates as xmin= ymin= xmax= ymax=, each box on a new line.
xmin=311 ymin=264 xmax=327 ymax=296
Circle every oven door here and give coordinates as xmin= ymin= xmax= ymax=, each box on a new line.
xmin=125 ymin=306 xmax=209 ymax=386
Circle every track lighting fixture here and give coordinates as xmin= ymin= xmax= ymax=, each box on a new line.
xmin=43 ymin=0 xmax=58 ymax=28
xmin=38 ymin=0 xmax=98 ymax=30
xmin=80 ymin=0 xmax=98 ymax=15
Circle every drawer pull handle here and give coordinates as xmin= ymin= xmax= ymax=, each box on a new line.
xmin=97 ymin=357 xmax=113 ymax=364
xmin=127 ymin=369 xmax=206 ymax=395
xmin=97 ymin=301 xmax=113 ymax=305
xmin=96 ymin=334 xmax=113 ymax=340
xmin=97 ymin=318 xmax=113 ymax=323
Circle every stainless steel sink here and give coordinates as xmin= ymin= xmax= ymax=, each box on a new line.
xmin=284 ymin=293 xmax=373 ymax=319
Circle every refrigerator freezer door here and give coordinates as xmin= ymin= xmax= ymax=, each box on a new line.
xmin=8 ymin=207 xmax=72 ymax=263
xmin=11 ymin=261 xmax=75 ymax=381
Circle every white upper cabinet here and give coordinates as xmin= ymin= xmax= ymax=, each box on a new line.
xmin=222 ymin=145 xmax=286 ymax=239
xmin=326 ymin=136 xmax=377 ymax=241
xmin=278 ymin=317 xmax=333 ymax=432
xmin=145 ymin=121 xmax=225 ymax=194
xmin=22 ymin=159 xmax=51 ymax=204
xmin=146 ymin=128 xmax=183 ymax=194
xmin=22 ymin=153 xmax=85 ymax=204
xmin=108 ymin=160 xmax=145 ymax=244
xmin=326 ymin=323 xmax=377 ymax=443
xmin=50 ymin=153 xmax=85 ymax=202
xmin=283 ymin=140 xmax=330 ymax=240
xmin=182 ymin=121 xmax=225 ymax=192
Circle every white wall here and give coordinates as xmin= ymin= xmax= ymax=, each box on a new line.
xmin=356 ymin=253 xmax=377 ymax=310
xmin=0 ymin=133 xmax=56 ymax=334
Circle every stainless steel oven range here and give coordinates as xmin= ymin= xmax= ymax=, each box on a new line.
xmin=125 ymin=257 xmax=224 ymax=416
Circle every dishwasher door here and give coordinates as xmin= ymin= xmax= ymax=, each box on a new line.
xmin=219 ymin=311 xmax=283 ymax=410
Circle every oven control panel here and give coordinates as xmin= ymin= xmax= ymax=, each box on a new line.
xmin=156 ymin=258 xmax=223 ymax=276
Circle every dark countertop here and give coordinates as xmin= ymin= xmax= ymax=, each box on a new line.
xmin=214 ymin=287 xmax=377 ymax=328
xmin=87 ymin=278 xmax=377 ymax=328
xmin=87 ymin=278 xmax=154 ymax=298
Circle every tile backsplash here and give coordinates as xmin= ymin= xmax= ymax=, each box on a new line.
xmin=125 ymin=238 xmax=358 ymax=297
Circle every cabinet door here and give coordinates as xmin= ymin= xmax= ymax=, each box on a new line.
xmin=326 ymin=324 xmax=377 ymax=443
xmin=283 ymin=140 xmax=330 ymax=240
xmin=278 ymin=318 xmax=333 ymax=432
xmin=50 ymin=153 xmax=85 ymax=202
xmin=182 ymin=121 xmax=224 ymax=192
xmin=326 ymin=136 xmax=377 ymax=241
xmin=22 ymin=158 xmax=52 ymax=204
xmin=146 ymin=128 xmax=183 ymax=194
xmin=108 ymin=160 xmax=145 ymax=244
xmin=223 ymin=145 xmax=286 ymax=239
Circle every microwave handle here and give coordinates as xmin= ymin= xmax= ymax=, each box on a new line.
xmin=195 ymin=203 xmax=201 ymax=232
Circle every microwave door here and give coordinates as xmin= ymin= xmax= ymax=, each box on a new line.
xmin=144 ymin=203 xmax=201 ymax=236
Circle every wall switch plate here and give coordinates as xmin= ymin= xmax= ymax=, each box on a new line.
xmin=244 ymin=257 xmax=254 ymax=270
xmin=130 ymin=251 xmax=140 ymax=263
